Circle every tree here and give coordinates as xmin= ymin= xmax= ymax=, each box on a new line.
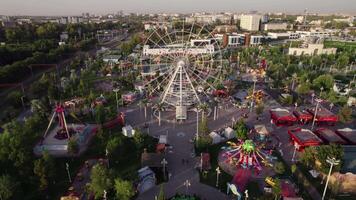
xmin=274 ymin=162 xmax=286 ymax=175
xmin=291 ymin=164 xmax=297 ymax=174
xmin=67 ymin=138 xmax=79 ymax=155
xmin=133 ymin=129 xmax=145 ymax=151
xmin=89 ymin=164 xmax=112 ymax=199
xmin=296 ymin=82 xmax=311 ymax=95
xmin=157 ymin=184 xmax=165 ymax=200
xmin=33 ymin=152 xmax=55 ymax=191
xmin=198 ymin=116 xmax=210 ymax=135
xmin=272 ymin=178 xmax=282 ymax=200
xmin=95 ymin=104 xmax=106 ymax=125
xmin=338 ymin=105 xmax=352 ymax=123
xmin=234 ymin=119 xmax=248 ymax=140
xmin=255 ymin=103 xmax=264 ymax=116
xmin=313 ymin=74 xmax=334 ymax=92
xmin=114 ymin=178 xmax=135 ymax=200
xmin=315 ymin=144 xmax=343 ymax=174
xmin=0 ymin=174 xmax=16 ymax=200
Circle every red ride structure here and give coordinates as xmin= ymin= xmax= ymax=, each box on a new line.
xmin=293 ymin=109 xmax=313 ymax=125
xmin=314 ymin=128 xmax=347 ymax=145
xmin=288 ymin=128 xmax=323 ymax=151
xmin=270 ymin=108 xmax=297 ymax=126
xmin=307 ymin=107 xmax=338 ymax=126
xmin=43 ymin=103 xmax=72 ymax=140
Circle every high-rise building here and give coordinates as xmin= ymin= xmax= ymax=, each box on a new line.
xmin=240 ymin=14 xmax=261 ymax=31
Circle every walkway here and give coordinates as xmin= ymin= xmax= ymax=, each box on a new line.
xmin=122 ymin=103 xmax=238 ymax=200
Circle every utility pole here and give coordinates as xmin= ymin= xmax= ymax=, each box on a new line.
xmin=161 ymin=158 xmax=168 ymax=181
xmin=321 ymin=157 xmax=340 ymax=200
xmin=311 ymin=98 xmax=322 ymax=130
xmin=216 ymin=167 xmax=221 ymax=187
xmin=66 ymin=162 xmax=72 ymax=183
xmin=113 ymin=88 xmax=120 ymax=111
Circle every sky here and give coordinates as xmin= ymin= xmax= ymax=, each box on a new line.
xmin=0 ymin=0 xmax=355 ymax=16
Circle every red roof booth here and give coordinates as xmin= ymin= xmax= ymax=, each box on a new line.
xmin=293 ymin=109 xmax=313 ymax=125
xmin=314 ymin=128 xmax=347 ymax=144
xmin=288 ymin=128 xmax=323 ymax=151
xmin=307 ymin=107 xmax=338 ymax=126
xmin=335 ymin=128 xmax=356 ymax=145
xmin=270 ymin=108 xmax=297 ymax=126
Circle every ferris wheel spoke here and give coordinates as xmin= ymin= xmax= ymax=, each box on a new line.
xmin=143 ymin=67 xmax=175 ymax=87
xmin=165 ymin=29 xmax=174 ymax=44
xmin=189 ymin=66 xmax=221 ymax=83
xmin=149 ymin=73 xmax=173 ymax=95
xmin=186 ymin=68 xmax=217 ymax=90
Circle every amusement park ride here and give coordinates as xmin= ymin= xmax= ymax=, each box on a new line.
xmin=222 ymin=140 xmax=275 ymax=172
xmin=138 ymin=22 xmax=226 ymax=120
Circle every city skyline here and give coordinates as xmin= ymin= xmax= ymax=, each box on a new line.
xmin=0 ymin=0 xmax=356 ymax=16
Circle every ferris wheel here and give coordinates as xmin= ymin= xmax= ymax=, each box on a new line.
xmin=139 ymin=21 xmax=225 ymax=119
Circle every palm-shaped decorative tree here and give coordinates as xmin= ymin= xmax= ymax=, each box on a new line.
xmin=139 ymin=98 xmax=150 ymax=119
xmin=154 ymin=102 xmax=164 ymax=126
xmin=197 ymin=103 xmax=209 ymax=121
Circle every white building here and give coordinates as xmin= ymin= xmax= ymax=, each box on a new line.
xmin=240 ymin=14 xmax=261 ymax=31
xmin=296 ymin=29 xmax=338 ymax=39
xmin=268 ymin=32 xmax=300 ymax=40
xmin=262 ymin=23 xmax=288 ymax=31
xmin=224 ymin=34 xmax=245 ymax=47
xmin=288 ymin=43 xmax=337 ymax=56
xmin=250 ymin=35 xmax=264 ymax=45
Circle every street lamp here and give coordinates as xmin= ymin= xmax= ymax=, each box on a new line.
xmin=321 ymin=157 xmax=340 ymax=200
xmin=183 ymin=180 xmax=191 ymax=195
xmin=329 ymin=103 xmax=334 ymax=111
xmin=105 ymin=148 xmax=110 ymax=168
xmin=195 ymin=108 xmax=200 ymax=141
xmin=320 ymin=86 xmax=324 ymax=97
xmin=216 ymin=167 xmax=221 ymax=187
xmin=291 ymin=143 xmax=300 ymax=162
xmin=311 ymin=98 xmax=322 ymax=130
xmin=250 ymin=77 xmax=257 ymax=113
xmin=161 ymin=158 xmax=168 ymax=181
xmin=66 ymin=162 xmax=72 ymax=183
xmin=113 ymin=88 xmax=120 ymax=111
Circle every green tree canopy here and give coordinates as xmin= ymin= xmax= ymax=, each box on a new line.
xmin=234 ymin=119 xmax=248 ymax=140
xmin=313 ymin=74 xmax=334 ymax=91
xmin=114 ymin=178 xmax=135 ymax=200
xmin=89 ymin=164 xmax=112 ymax=199
xmin=338 ymin=105 xmax=352 ymax=123
xmin=0 ymin=174 xmax=17 ymax=200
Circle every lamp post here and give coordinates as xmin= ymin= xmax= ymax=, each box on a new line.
xmin=321 ymin=157 xmax=340 ymax=200
xmin=105 ymin=148 xmax=110 ymax=168
xmin=161 ymin=158 xmax=168 ymax=181
xmin=195 ymin=108 xmax=199 ymax=141
xmin=113 ymin=88 xmax=120 ymax=111
xmin=216 ymin=167 xmax=221 ymax=187
xmin=183 ymin=180 xmax=191 ymax=195
xmin=291 ymin=143 xmax=299 ymax=162
xmin=66 ymin=162 xmax=72 ymax=183
xmin=103 ymin=190 xmax=107 ymax=200
xmin=329 ymin=103 xmax=334 ymax=111
xmin=250 ymin=77 xmax=257 ymax=113
xmin=311 ymin=98 xmax=322 ymax=130
xmin=320 ymin=87 xmax=324 ymax=97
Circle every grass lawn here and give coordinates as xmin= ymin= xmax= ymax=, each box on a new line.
xmin=324 ymin=41 xmax=356 ymax=50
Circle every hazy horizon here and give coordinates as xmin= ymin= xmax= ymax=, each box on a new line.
xmin=0 ymin=0 xmax=355 ymax=16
